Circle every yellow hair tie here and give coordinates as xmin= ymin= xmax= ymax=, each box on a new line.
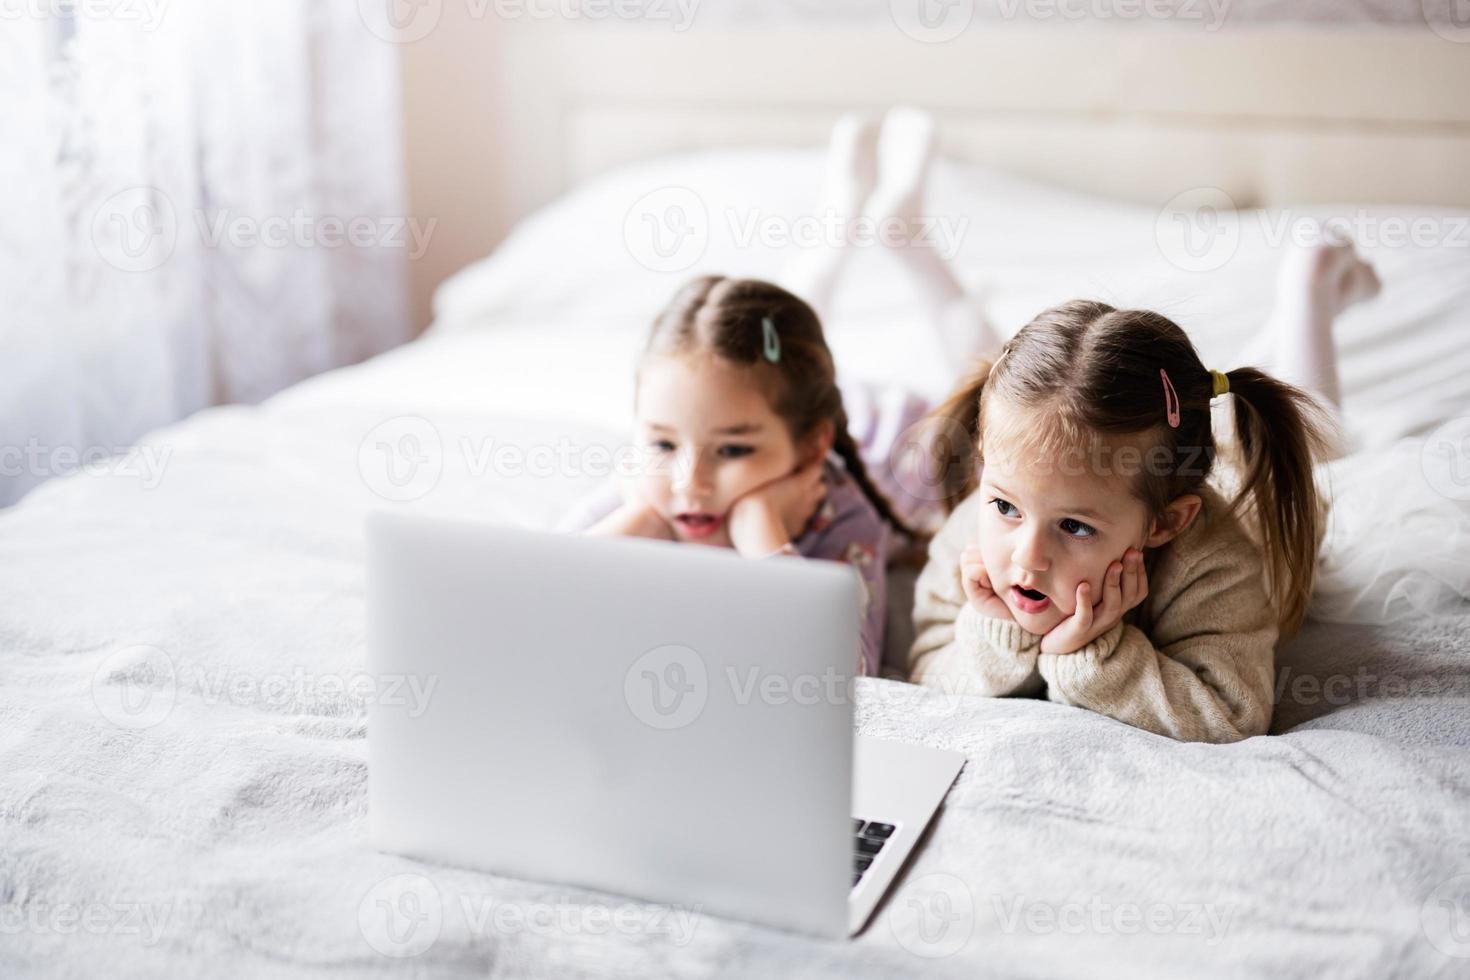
xmin=1210 ymin=369 xmax=1230 ymax=398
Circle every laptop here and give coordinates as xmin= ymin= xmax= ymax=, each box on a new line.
xmin=364 ymin=511 xmax=964 ymax=938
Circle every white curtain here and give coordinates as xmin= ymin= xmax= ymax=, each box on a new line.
xmin=0 ymin=1 xmax=410 ymax=506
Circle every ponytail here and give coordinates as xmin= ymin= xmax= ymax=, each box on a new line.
xmin=926 ymin=356 xmax=996 ymax=514
xmin=1224 ymin=368 xmax=1340 ymax=637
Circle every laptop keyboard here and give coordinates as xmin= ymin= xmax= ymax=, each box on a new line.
xmin=851 ymin=818 xmax=896 ymax=888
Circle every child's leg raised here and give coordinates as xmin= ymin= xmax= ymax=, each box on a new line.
xmin=868 ymin=107 xmax=1004 ymax=362
xmin=1243 ymin=240 xmax=1381 ymax=414
xmin=779 ymin=113 xmax=880 ymax=322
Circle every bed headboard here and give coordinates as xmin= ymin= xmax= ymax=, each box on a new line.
xmin=399 ymin=20 xmax=1470 ymax=327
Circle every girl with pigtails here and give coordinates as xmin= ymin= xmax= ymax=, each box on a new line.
xmin=907 ymin=298 xmax=1359 ymax=743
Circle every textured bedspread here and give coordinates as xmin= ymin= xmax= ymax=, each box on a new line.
xmin=2 ymin=356 xmax=1468 ymax=979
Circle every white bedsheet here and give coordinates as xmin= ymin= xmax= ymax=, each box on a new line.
xmin=3 ymin=150 xmax=1469 ymax=978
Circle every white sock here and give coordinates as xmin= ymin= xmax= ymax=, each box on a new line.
xmin=1247 ymin=240 xmax=1381 ymax=412
xmin=868 ymin=106 xmax=1003 ymax=361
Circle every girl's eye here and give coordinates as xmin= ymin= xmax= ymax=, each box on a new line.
xmin=989 ymin=497 xmax=1018 ymax=518
xmin=716 ymin=444 xmax=755 ymax=459
xmin=650 ymin=439 xmax=676 ymax=453
xmin=1060 ymin=517 xmax=1097 ymax=538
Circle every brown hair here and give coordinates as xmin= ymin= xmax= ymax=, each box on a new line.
xmin=928 ymin=299 xmax=1337 ymax=638
xmin=641 ymin=275 xmax=916 ymax=540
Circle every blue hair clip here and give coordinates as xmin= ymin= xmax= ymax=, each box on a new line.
xmin=762 ymin=316 xmax=781 ymax=363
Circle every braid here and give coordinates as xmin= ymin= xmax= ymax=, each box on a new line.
xmin=831 ymin=405 xmax=920 ymax=542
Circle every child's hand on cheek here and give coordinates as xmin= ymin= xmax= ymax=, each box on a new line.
xmin=1039 ymin=548 xmax=1148 ymax=655
xmin=959 ymin=545 xmax=1015 ymax=623
xmin=727 ymin=456 xmax=826 ymax=557
xmin=587 ymin=494 xmax=677 ymax=541
xmin=609 ymin=479 xmax=677 ymax=541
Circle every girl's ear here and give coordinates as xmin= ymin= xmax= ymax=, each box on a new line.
xmin=1143 ymin=493 xmax=1203 ymax=548
xmin=801 ymin=419 xmax=836 ymax=465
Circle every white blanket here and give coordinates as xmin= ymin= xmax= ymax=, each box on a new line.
xmin=3 ymin=150 xmax=1470 ymax=978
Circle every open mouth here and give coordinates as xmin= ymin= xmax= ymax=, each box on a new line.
xmin=674 ymin=512 xmax=722 ymax=539
xmin=1010 ymin=585 xmax=1052 ymax=614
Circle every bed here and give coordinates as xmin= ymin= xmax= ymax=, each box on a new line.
xmin=6 ymin=24 xmax=1470 ymax=980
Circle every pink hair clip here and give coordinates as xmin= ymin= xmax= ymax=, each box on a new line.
xmin=1159 ymin=368 xmax=1181 ymax=428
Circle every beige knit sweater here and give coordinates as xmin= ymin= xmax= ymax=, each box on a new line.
xmin=908 ymin=484 xmax=1279 ymax=743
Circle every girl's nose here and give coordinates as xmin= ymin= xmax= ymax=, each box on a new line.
xmin=672 ymin=448 xmax=712 ymax=495
xmin=1012 ymin=525 xmax=1050 ymax=573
